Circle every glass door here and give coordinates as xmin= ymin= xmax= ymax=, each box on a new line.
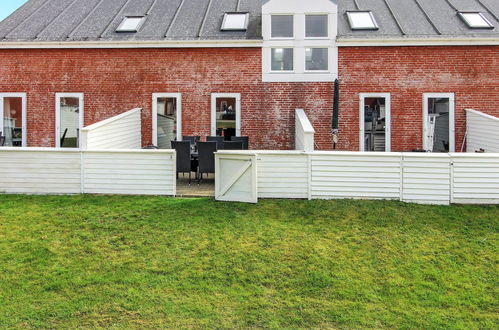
xmin=153 ymin=93 xmax=182 ymax=148
xmin=423 ymin=93 xmax=455 ymax=152
xmin=0 ymin=93 xmax=26 ymax=147
xmin=56 ymin=93 xmax=83 ymax=148
xmin=359 ymin=93 xmax=391 ymax=152
xmin=211 ymin=93 xmax=241 ymax=140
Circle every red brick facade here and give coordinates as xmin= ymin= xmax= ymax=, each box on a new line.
xmin=0 ymin=48 xmax=334 ymax=150
xmin=338 ymin=45 xmax=499 ymax=151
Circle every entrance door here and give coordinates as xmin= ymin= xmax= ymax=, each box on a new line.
xmin=359 ymin=93 xmax=391 ymax=152
xmin=215 ymin=153 xmax=257 ymax=203
xmin=0 ymin=93 xmax=27 ymax=147
xmin=423 ymin=93 xmax=455 ymax=152
xmin=152 ymin=93 xmax=182 ymax=149
xmin=211 ymin=93 xmax=241 ymax=140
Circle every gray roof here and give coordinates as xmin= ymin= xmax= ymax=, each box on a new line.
xmin=0 ymin=0 xmax=262 ymax=42
xmin=338 ymin=0 xmax=499 ymax=39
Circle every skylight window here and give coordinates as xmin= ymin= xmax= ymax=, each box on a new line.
xmin=458 ymin=12 xmax=494 ymax=29
xmin=221 ymin=12 xmax=249 ymax=31
xmin=116 ymin=16 xmax=145 ymax=33
xmin=346 ymin=11 xmax=378 ymax=30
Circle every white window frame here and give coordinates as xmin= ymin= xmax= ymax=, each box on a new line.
xmin=152 ymin=93 xmax=182 ymax=146
xmin=116 ymin=16 xmax=145 ymax=33
xmin=423 ymin=93 xmax=455 ymax=152
xmin=270 ymin=14 xmax=295 ymax=40
xmin=359 ymin=93 xmax=391 ymax=152
xmin=221 ymin=12 xmax=249 ymax=31
xmin=55 ymin=93 xmax=84 ymax=148
xmin=0 ymin=93 xmax=27 ymax=147
xmin=458 ymin=12 xmax=494 ymax=29
xmin=346 ymin=11 xmax=379 ymax=30
xmin=211 ymin=93 xmax=241 ymax=137
xmin=270 ymin=47 xmax=295 ymax=73
xmin=304 ymin=13 xmax=329 ymax=39
xmin=304 ymin=47 xmax=329 ymax=73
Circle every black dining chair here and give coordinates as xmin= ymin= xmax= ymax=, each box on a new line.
xmin=223 ymin=141 xmax=243 ymax=150
xmin=197 ymin=141 xmax=217 ymax=183
xmin=230 ymin=136 xmax=249 ymax=150
xmin=172 ymin=141 xmax=197 ymax=184
xmin=182 ymin=136 xmax=200 ymax=146
xmin=206 ymin=136 xmax=224 ymax=149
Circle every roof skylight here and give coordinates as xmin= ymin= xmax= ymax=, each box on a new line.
xmin=458 ymin=12 xmax=494 ymax=29
xmin=221 ymin=12 xmax=249 ymax=31
xmin=346 ymin=11 xmax=378 ymax=30
xmin=116 ymin=16 xmax=145 ymax=33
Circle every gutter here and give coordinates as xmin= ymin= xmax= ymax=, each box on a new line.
xmin=337 ymin=37 xmax=499 ymax=47
xmin=0 ymin=39 xmax=263 ymax=49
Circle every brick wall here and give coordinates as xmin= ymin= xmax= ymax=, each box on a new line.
xmin=338 ymin=46 xmax=499 ymax=151
xmin=0 ymin=48 xmax=334 ymax=149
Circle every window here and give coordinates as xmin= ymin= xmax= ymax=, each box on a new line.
xmin=305 ymin=15 xmax=328 ymax=38
xmin=221 ymin=12 xmax=249 ymax=31
xmin=346 ymin=11 xmax=378 ymax=30
xmin=271 ymin=15 xmax=293 ymax=38
xmin=116 ymin=16 xmax=145 ymax=32
xmin=211 ymin=93 xmax=241 ymax=139
xmin=305 ymin=48 xmax=328 ymax=71
xmin=458 ymin=12 xmax=494 ymax=29
xmin=423 ymin=93 xmax=455 ymax=152
xmin=271 ymin=48 xmax=293 ymax=71
xmin=0 ymin=93 xmax=26 ymax=147
xmin=152 ymin=93 xmax=182 ymax=149
xmin=56 ymin=93 xmax=83 ymax=148
xmin=359 ymin=94 xmax=391 ymax=152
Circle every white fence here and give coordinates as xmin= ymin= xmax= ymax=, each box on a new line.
xmin=295 ymin=109 xmax=315 ymax=152
xmin=216 ymin=151 xmax=499 ymax=205
xmin=81 ymin=108 xmax=142 ymax=150
xmin=466 ymin=109 xmax=499 ymax=153
xmin=0 ymin=148 xmax=176 ymax=196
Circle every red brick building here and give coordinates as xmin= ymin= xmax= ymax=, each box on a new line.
xmin=0 ymin=0 xmax=498 ymax=152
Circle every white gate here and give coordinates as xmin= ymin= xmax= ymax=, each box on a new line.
xmin=215 ymin=152 xmax=257 ymax=203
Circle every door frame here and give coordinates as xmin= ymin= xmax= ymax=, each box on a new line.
xmin=55 ymin=93 xmax=84 ymax=148
xmin=0 ymin=93 xmax=27 ymax=147
xmin=422 ymin=93 xmax=455 ymax=152
xmin=359 ymin=93 xmax=391 ymax=152
xmin=152 ymin=93 xmax=182 ymax=146
xmin=211 ymin=93 xmax=241 ymax=137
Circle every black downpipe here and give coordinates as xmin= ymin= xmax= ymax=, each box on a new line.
xmin=332 ymin=79 xmax=340 ymax=149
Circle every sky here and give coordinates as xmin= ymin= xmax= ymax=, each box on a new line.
xmin=0 ymin=0 xmax=28 ymax=22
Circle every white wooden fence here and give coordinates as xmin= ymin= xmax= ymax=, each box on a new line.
xmin=81 ymin=108 xmax=142 ymax=150
xmin=295 ymin=109 xmax=315 ymax=152
xmin=465 ymin=109 xmax=499 ymax=153
xmin=0 ymin=148 xmax=176 ymax=196
xmin=215 ymin=151 xmax=499 ymax=205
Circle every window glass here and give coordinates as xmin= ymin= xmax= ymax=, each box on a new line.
xmin=215 ymin=97 xmax=237 ymax=140
xmin=116 ymin=17 xmax=144 ymax=32
xmin=305 ymin=48 xmax=328 ymax=71
xmin=222 ymin=13 xmax=248 ymax=30
xmin=2 ymin=97 xmax=23 ymax=147
xmin=156 ymin=97 xmax=178 ymax=149
xmin=306 ymin=15 xmax=328 ymax=38
xmin=347 ymin=11 xmax=378 ymax=30
xmin=271 ymin=15 xmax=293 ymax=38
xmin=363 ymin=97 xmax=387 ymax=152
xmin=59 ymin=97 xmax=80 ymax=148
xmin=426 ymin=98 xmax=450 ymax=152
xmin=271 ymin=48 xmax=293 ymax=71
xmin=459 ymin=12 xmax=493 ymax=29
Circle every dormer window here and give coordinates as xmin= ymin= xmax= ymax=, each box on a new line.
xmin=116 ymin=16 xmax=145 ymax=33
xmin=271 ymin=15 xmax=294 ymax=38
xmin=221 ymin=12 xmax=249 ymax=31
xmin=458 ymin=12 xmax=494 ymax=29
xmin=346 ymin=11 xmax=378 ymax=30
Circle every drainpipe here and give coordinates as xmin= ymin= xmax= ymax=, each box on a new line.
xmin=332 ymin=79 xmax=340 ymax=149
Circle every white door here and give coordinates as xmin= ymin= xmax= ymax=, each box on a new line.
xmin=215 ymin=153 xmax=257 ymax=203
xmin=423 ymin=93 xmax=455 ymax=152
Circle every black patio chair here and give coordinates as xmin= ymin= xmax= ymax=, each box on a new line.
xmin=230 ymin=136 xmax=249 ymax=150
xmin=172 ymin=141 xmax=197 ymax=184
xmin=182 ymin=135 xmax=200 ymax=146
xmin=206 ymin=136 xmax=224 ymax=149
xmin=197 ymin=141 xmax=217 ymax=183
xmin=223 ymin=141 xmax=243 ymax=150
xmin=0 ymin=132 xmax=5 ymax=147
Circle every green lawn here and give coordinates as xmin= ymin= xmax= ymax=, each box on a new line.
xmin=0 ymin=195 xmax=497 ymax=329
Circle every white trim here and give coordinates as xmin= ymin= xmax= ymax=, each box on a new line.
xmin=359 ymin=93 xmax=391 ymax=152
xmin=152 ymin=93 xmax=182 ymax=146
xmin=211 ymin=93 xmax=241 ymax=137
xmin=337 ymin=38 xmax=499 ymax=47
xmin=423 ymin=93 xmax=455 ymax=152
xmin=0 ymin=93 xmax=27 ymax=147
xmin=0 ymin=40 xmax=262 ymax=49
xmin=55 ymin=93 xmax=84 ymax=148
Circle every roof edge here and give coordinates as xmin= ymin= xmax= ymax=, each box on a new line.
xmin=337 ymin=37 xmax=499 ymax=47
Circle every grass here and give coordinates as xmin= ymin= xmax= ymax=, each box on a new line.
xmin=0 ymin=195 xmax=497 ymax=329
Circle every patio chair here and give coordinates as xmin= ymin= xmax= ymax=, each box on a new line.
xmin=206 ymin=136 xmax=224 ymax=149
xmin=172 ymin=141 xmax=197 ymax=184
xmin=223 ymin=141 xmax=243 ymax=150
xmin=182 ymin=135 xmax=200 ymax=146
xmin=0 ymin=133 xmax=4 ymax=147
xmin=197 ymin=141 xmax=217 ymax=183
xmin=230 ymin=136 xmax=249 ymax=150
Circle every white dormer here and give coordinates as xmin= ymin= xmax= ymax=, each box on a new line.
xmin=262 ymin=0 xmax=338 ymax=82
